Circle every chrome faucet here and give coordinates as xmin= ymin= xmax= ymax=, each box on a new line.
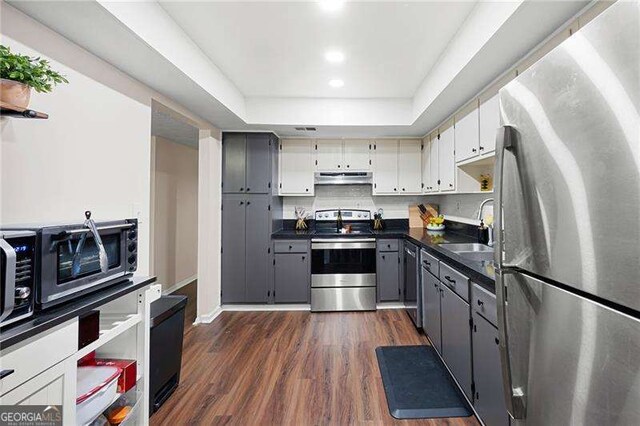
xmin=477 ymin=198 xmax=494 ymax=247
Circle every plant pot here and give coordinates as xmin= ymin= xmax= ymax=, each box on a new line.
xmin=0 ymin=78 xmax=31 ymax=108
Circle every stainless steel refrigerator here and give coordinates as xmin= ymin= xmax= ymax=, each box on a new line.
xmin=494 ymin=1 xmax=640 ymax=424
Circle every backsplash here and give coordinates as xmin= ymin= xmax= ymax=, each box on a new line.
xmin=282 ymin=185 xmax=429 ymax=219
xmin=282 ymin=185 xmax=493 ymax=222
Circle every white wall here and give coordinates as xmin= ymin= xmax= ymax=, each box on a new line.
xmin=196 ymin=132 xmax=222 ymax=321
xmin=152 ymin=136 xmax=198 ymax=292
xmin=0 ymin=5 xmax=219 ymax=292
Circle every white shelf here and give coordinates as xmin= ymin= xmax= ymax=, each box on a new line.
xmin=456 ymin=152 xmax=495 ymax=167
xmin=76 ymin=313 xmax=142 ymax=360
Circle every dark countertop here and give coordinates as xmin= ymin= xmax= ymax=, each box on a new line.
xmin=0 ymin=275 xmax=156 ymax=350
xmin=271 ymin=225 xmax=495 ymax=292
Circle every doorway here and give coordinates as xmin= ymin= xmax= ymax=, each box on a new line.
xmin=150 ymin=102 xmax=199 ymax=329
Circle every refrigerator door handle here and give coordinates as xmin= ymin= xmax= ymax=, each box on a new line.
xmin=494 ymin=125 xmax=526 ymax=420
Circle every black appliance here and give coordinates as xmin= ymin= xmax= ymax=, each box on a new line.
xmin=0 ymin=230 xmax=37 ymax=327
xmin=149 ymin=295 xmax=187 ymax=416
xmin=4 ymin=217 xmax=138 ymax=309
xmin=403 ymin=241 xmax=421 ymax=328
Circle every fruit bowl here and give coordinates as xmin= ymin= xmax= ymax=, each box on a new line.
xmin=426 ymin=223 xmax=445 ymax=231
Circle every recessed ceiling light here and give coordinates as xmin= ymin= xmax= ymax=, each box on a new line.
xmin=319 ymin=0 xmax=344 ymax=12
xmin=329 ymin=79 xmax=344 ymax=88
xmin=325 ymin=51 xmax=345 ymax=63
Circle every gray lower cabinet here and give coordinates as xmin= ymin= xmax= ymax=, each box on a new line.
xmin=274 ymin=249 xmax=309 ymax=303
xmin=245 ymin=195 xmax=271 ymax=303
xmin=221 ymin=193 xmax=279 ymax=304
xmin=473 ymin=310 xmax=510 ymax=426
xmin=422 ymin=267 xmax=442 ymax=352
xmin=440 ymin=282 xmax=473 ymax=400
xmin=377 ymin=251 xmax=400 ymax=301
xmin=221 ymin=194 xmax=246 ymax=303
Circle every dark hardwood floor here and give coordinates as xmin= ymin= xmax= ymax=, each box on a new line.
xmin=150 ymin=310 xmax=479 ymax=426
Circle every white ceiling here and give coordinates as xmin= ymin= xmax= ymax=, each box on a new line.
xmin=6 ymin=0 xmax=591 ymax=137
xmin=159 ymin=1 xmax=477 ymax=98
xmin=152 ymin=108 xmax=199 ymax=148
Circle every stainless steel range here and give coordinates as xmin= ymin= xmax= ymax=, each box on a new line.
xmin=310 ymin=209 xmax=376 ymax=312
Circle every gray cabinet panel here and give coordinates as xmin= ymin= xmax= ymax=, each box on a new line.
xmin=377 ymin=251 xmax=399 ymax=302
xmin=246 ymin=134 xmax=271 ymax=194
xmin=441 ymin=283 xmax=473 ymax=399
xmin=222 ymin=194 xmax=246 ymax=303
xmin=422 ymin=269 xmax=442 ymax=352
xmin=274 ymin=253 xmax=309 ymax=303
xmin=473 ymin=311 xmax=510 ymax=426
xmin=245 ymin=195 xmax=270 ymax=303
xmin=222 ymin=134 xmax=247 ymax=193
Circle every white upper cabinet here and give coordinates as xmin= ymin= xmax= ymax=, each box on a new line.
xmin=429 ymin=134 xmax=439 ymax=192
xmin=438 ymin=124 xmax=456 ymax=192
xmin=373 ymin=140 xmax=399 ymax=195
xmin=315 ymin=139 xmax=343 ymax=171
xmin=422 ymin=134 xmax=439 ymax=193
xmin=455 ymin=102 xmax=480 ymax=163
xmin=421 ymin=136 xmax=432 ymax=193
xmin=279 ymin=139 xmax=314 ymax=196
xmin=343 ymin=139 xmax=371 ymax=171
xmin=479 ymin=93 xmax=500 ymax=155
xmin=397 ymin=139 xmax=422 ymax=194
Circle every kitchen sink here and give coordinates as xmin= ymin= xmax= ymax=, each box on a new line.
xmin=440 ymin=243 xmax=493 ymax=253
xmin=454 ymin=251 xmax=495 ymax=262
xmin=440 ymin=243 xmax=494 ymax=262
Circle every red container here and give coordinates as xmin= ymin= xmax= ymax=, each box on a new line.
xmin=94 ymin=359 xmax=137 ymax=394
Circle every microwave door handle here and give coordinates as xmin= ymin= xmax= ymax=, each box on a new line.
xmin=0 ymin=239 xmax=17 ymax=323
xmin=84 ymin=211 xmax=109 ymax=273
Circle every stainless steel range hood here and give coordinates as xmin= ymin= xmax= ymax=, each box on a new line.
xmin=314 ymin=172 xmax=372 ymax=185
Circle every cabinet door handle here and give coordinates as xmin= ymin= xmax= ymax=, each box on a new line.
xmin=338 ymin=165 xmax=341 ymax=168
xmin=289 ymin=245 xmax=292 ymax=250
xmin=472 ymin=148 xmax=477 ymax=153
xmin=394 ymin=188 xmax=397 ymax=192
xmin=423 ymin=260 xmax=431 ymax=267
xmin=444 ymin=275 xmax=456 ymax=284
xmin=346 ymin=164 xmax=350 ymax=168
xmin=0 ymin=369 xmax=15 ymax=380
xmin=477 ymin=300 xmax=484 ymax=306
xmin=240 ymin=187 xmax=244 ymax=191
xmin=306 ymin=188 xmax=309 ymax=192
xmin=246 ymin=201 xmax=251 ymax=205
xmin=302 ymin=256 xmax=305 ymax=261
xmin=382 ymin=255 xmax=385 ymax=260
xmin=479 ymin=146 xmax=485 ymax=151
xmin=239 ymin=201 xmax=244 ymax=205
xmin=246 ymin=187 xmax=250 ymax=192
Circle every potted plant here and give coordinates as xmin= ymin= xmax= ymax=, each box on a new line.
xmin=0 ymin=44 xmax=68 ymax=108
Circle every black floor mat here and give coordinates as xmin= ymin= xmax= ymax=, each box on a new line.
xmin=376 ymin=345 xmax=473 ymax=419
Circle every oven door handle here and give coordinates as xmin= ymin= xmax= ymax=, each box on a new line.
xmin=311 ymin=239 xmax=376 ymax=250
xmin=0 ymin=239 xmax=17 ymax=323
xmin=57 ymin=223 xmax=135 ymax=237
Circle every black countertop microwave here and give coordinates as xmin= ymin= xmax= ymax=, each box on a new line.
xmin=2 ymin=218 xmax=138 ymax=310
xmin=1 ymin=230 xmax=37 ymax=327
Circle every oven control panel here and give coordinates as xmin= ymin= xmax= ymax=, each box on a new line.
xmin=314 ymin=209 xmax=371 ymax=221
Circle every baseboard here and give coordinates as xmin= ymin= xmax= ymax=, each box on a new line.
xmin=163 ymin=275 xmax=197 ymax=295
xmin=222 ymin=304 xmax=311 ymax=311
xmin=194 ymin=306 xmax=223 ymax=324
xmin=376 ymin=303 xmax=405 ymax=309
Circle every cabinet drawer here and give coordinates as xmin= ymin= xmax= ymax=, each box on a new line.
xmin=472 ymin=282 xmax=497 ymax=326
xmin=377 ymin=239 xmax=399 ymax=252
xmin=0 ymin=319 xmax=78 ymax=396
xmin=274 ymin=240 xmax=309 ymax=253
xmin=439 ymin=262 xmax=470 ymax=302
xmin=420 ymin=249 xmax=439 ymax=277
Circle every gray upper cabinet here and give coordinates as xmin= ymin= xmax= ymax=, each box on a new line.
xmin=245 ymin=195 xmax=271 ymax=303
xmin=246 ymin=133 xmax=272 ymax=194
xmin=222 ymin=133 xmax=247 ymax=193
xmin=221 ymin=194 xmax=247 ymax=303
xmin=223 ymin=133 xmax=273 ymax=194
xmin=274 ymin=249 xmax=310 ymax=303
xmin=422 ymin=268 xmax=442 ymax=352
xmin=377 ymin=250 xmax=400 ymax=302
xmin=440 ymin=282 xmax=473 ymax=400
xmin=473 ymin=310 xmax=510 ymax=426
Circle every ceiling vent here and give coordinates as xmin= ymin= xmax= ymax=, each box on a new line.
xmin=294 ymin=127 xmax=317 ymax=131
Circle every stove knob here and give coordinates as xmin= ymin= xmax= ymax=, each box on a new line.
xmin=15 ymin=287 xmax=31 ymax=300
